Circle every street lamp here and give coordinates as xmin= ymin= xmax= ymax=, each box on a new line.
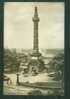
xmin=16 ymin=55 xmax=20 ymax=85
xmin=16 ymin=72 xmax=20 ymax=85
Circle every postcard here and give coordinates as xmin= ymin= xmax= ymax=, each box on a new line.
xmin=4 ymin=2 xmax=64 ymax=95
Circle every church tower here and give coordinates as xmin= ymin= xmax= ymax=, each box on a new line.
xmin=28 ymin=7 xmax=45 ymax=74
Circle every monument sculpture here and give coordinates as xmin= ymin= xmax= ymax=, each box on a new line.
xmin=28 ymin=7 xmax=45 ymax=74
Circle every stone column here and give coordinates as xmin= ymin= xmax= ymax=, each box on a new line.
xmin=32 ymin=6 xmax=39 ymax=53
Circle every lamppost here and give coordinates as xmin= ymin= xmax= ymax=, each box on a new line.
xmin=16 ymin=55 xmax=20 ymax=85
xmin=16 ymin=72 xmax=20 ymax=85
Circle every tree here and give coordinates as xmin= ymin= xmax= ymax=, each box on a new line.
xmin=48 ymin=52 xmax=64 ymax=81
xmin=4 ymin=48 xmax=28 ymax=73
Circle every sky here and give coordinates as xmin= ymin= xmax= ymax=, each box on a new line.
xmin=4 ymin=2 xmax=64 ymax=49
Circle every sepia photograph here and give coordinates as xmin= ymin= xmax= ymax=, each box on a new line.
xmin=4 ymin=2 xmax=64 ymax=95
